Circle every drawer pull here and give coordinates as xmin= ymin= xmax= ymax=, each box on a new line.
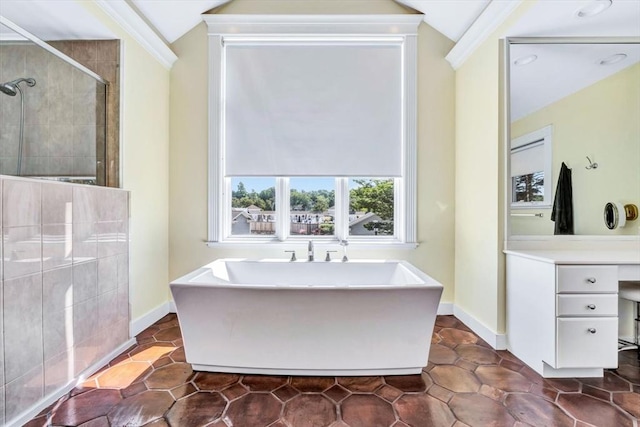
xmin=587 ymin=328 xmax=597 ymax=334
xmin=586 ymin=277 xmax=597 ymax=284
xmin=586 ymin=304 xmax=596 ymax=310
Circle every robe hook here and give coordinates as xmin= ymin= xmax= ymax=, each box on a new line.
xmin=585 ymin=156 xmax=598 ymax=170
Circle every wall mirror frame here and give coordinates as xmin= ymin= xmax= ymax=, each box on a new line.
xmin=503 ymin=36 xmax=640 ymax=242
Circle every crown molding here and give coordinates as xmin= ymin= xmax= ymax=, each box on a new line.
xmin=203 ymin=14 xmax=424 ymax=35
xmin=93 ymin=0 xmax=177 ymax=69
xmin=446 ymin=0 xmax=523 ymax=70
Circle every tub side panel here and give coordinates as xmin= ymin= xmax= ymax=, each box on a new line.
xmin=171 ymin=285 xmax=442 ymax=374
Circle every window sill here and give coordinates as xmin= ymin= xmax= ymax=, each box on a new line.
xmin=206 ymin=240 xmax=419 ymax=250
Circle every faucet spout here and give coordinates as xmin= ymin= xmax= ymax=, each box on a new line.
xmin=308 ymin=240 xmax=314 ymax=262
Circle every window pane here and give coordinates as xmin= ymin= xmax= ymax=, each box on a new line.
xmin=512 ymin=172 xmax=544 ymax=203
xmin=230 ymin=177 xmax=276 ymax=235
xmin=290 ymin=178 xmax=335 ymax=236
xmin=349 ymin=178 xmax=394 ymax=236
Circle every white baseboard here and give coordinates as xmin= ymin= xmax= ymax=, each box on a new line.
xmin=7 ymin=338 xmax=136 ymax=427
xmin=437 ymin=302 xmax=454 ymax=315
xmin=453 ymin=305 xmax=508 ymax=350
xmin=130 ymin=301 xmax=172 ymax=337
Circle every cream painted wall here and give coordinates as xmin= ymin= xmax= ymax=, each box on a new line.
xmin=511 ymin=63 xmax=640 ymax=236
xmin=454 ymin=1 xmax=536 ymax=337
xmin=78 ymin=2 xmax=171 ymax=320
xmin=169 ymin=1 xmax=457 ymax=303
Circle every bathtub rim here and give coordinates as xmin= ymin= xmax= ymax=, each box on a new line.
xmin=170 ymin=258 xmax=443 ymax=291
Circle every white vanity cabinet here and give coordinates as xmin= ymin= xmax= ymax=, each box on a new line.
xmin=554 ymin=266 xmax=618 ymax=370
xmin=506 ymin=251 xmax=624 ymax=378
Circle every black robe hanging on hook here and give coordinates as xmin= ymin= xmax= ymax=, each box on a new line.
xmin=551 ymin=162 xmax=574 ymax=235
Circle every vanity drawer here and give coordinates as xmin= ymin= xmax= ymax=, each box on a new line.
xmin=556 ymin=317 xmax=618 ymax=369
xmin=556 ymin=266 xmax=617 ymax=293
xmin=557 ymin=294 xmax=618 ymax=317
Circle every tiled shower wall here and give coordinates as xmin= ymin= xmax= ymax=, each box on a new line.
xmin=0 ymin=175 xmax=130 ymax=425
xmin=0 ymin=42 xmax=106 ymax=178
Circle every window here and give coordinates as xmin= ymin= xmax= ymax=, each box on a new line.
xmin=230 ymin=177 xmax=276 ymax=236
xmin=349 ymin=178 xmax=395 ymax=237
xmin=510 ymin=125 xmax=553 ymax=208
xmin=206 ymin=15 xmax=421 ymax=245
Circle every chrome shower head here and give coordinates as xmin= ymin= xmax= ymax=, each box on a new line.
xmin=0 ymin=77 xmax=36 ymax=96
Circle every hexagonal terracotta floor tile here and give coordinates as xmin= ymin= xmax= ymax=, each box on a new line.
xmin=455 ymin=344 xmax=501 ymax=365
xmin=273 ymin=384 xmax=300 ymax=402
xmin=582 ymin=372 xmax=633 ymax=392
xmin=429 ymin=365 xmax=481 ymax=393
xmin=341 ymin=394 xmax=396 ymax=427
xmin=291 ymin=376 xmax=335 ymax=392
xmin=375 ymin=385 xmax=403 ymax=403
xmin=241 ymin=375 xmax=288 ymax=391
xmin=221 ymin=383 xmax=249 ymax=401
xmin=395 ymin=394 xmax=456 ymax=427
xmin=449 ymin=394 xmax=516 ymax=427
xmin=337 ymin=376 xmax=383 ymax=392
xmin=428 ymin=344 xmax=459 ymax=365
xmin=439 ymin=328 xmax=478 ymax=346
xmin=153 ymin=326 xmax=182 ymax=342
xmin=193 ymin=372 xmax=240 ymax=390
xmin=225 ymin=393 xmax=282 ymax=426
xmin=145 ymin=362 xmax=193 ymax=389
xmin=166 ymin=391 xmax=226 ymax=426
xmin=324 ymin=384 xmax=350 ymax=403
xmin=107 ymin=391 xmax=174 ymax=426
xmin=129 ymin=343 xmax=176 ymax=362
xmin=613 ymin=392 xmax=640 ymax=418
xmin=52 ymin=390 xmax=122 ymax=426
xmin=96 ymin=361 xmax=152 ymax=388
xmin=475 ymin=365 xmax=532 ymax=392
xmin=77 ymin=416 xmax=110 ymax=427
xmin=505 ymin=393 xmax=574 ymax=427
xmin=557 ymin=393 xmax=635 ymax=427
xmin=384 ymin=375 xmax=427 ymax=392
xmin=283 ymin=394 xmax=337 ymax=427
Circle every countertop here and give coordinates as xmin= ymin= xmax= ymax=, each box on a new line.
xmin=504 ymin=249 xmax=640 ymax=265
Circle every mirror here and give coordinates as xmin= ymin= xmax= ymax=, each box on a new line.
xmin=0 ymin=17 xmax=120 ymax=187
xmin=507 ymin=38 xmax=640 ymax=237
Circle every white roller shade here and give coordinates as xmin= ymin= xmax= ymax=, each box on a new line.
xmin=223 ymin=41 xmax=403 ymax=177
xmin=511 ymin=141 xmax=544 ymax=177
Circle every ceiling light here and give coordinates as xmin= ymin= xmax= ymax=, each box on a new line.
xmin=599 ymin=53 xmax=627 ymax=65
xmin=513 ymin=54 xmax=538 ymax=66
xmin=576 ymin=0 xmax=613 ymax=18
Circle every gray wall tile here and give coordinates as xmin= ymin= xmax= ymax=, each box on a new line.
xmin=72 ymin=221 xmax=97 ymax=263
xmin=3 ymin=273 xmax=43 ymax=384
xmin=43 ymin=266 xmax=73 ymax=314
xmin=3 ymin=226 xmax=42 ymax=280
xmin=4 ymin=364 xmax=43 ymax=422
xmin=73 ymin=260 xmax=97 ymax=304
xmin=98 ymin=255 xmax=117 ymax=294
xmin=3 ymin=179 xmax=41 ymax=227
xmin=42 ymin=182 xmax=73 ymax=224
xmin=43 ymin=224 xmax=73 ymax=271
xmin=44 ymin=349 xmax=72 ymax=396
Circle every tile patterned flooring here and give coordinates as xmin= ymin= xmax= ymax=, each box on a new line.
xmin=26 ymin=314 xmax=639 ymax=427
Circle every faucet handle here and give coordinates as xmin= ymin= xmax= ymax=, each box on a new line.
xmin=284 ymin=250 xmax=296 ymax=262
xmin=325 ymin=250 xmax=337 ymax=262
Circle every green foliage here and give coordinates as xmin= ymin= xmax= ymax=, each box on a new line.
xmin=349 ymin=179 xmax=394 ymax=220
xmin=350 ymin=179 xmax=394 ymax=235
xmin=232 ymin=182 xmax=336 ymax=213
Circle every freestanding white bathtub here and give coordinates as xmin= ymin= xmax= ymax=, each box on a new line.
xmin=170 ymin=259 xmax=443 ymax=376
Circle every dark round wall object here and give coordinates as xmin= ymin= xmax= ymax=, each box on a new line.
xmin=603 ymin=202 xmax=618 ymax=230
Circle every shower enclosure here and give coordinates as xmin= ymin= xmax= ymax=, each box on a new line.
xmin=0 ymin=19 xmax=108 ymax=185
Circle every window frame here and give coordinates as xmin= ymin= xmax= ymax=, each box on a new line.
xmin=510 ymin=125 xmax=553 ymax=209
xmin=205 ymin=15 xmax=421 ymax=246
